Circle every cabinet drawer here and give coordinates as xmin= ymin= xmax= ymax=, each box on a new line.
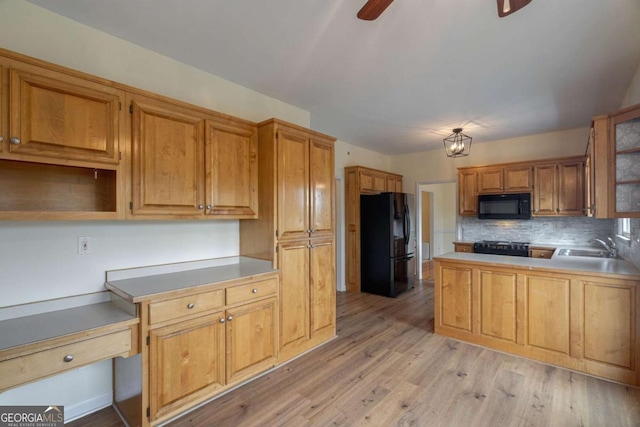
xmin=149 ymin=289 xmax=224 ymax=325
xmin=0 ymin=329 xmax=131 ymax=391
xmin=226 ymin=278 xmax=278 ymax=306
xmin=530 ymin=249 xmax=554 ymax=259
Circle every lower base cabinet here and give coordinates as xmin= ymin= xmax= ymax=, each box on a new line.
xmin=435 ymin=260 xmax=640 ymax=386
xmin=115 ymin=273 xmax=279 ymax=426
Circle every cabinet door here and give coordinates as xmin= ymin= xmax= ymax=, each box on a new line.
xmin=373 ymin=173 xmax=386 ymax=192
xmin=0 ymin=63 xmax=5 ymax=154
xmin=277 ymin=240 xmax=310 ymax=359
xmin=226 ymin=298 xmax=277 ymax=385
xmin=205 ymin=118 xmax=258 ymax=218
xmin=611 ymin=105 xmax=640 ymax=217
xmin=477 ymin=168 xmax=503 ymax=193
xmin=525 ymin=275 xmax=570 ymax=354
xmin=557 ymin=161 xmax=584 ymax=216
xmin=395 ymin=177 xmax=403 ymax=193
xmin=359 ymin=170 xmax=374 ymax=192
xmin=583 ymin=280 xmax=636 ymax=369
xmin=504 ymin=166 xmax=532 ymax=192
xmin=149 ymin=313 xmax=225 ymax=420
xmin=131 ymin=95 xmax=205 ymax=216
xmin=458 ymin=170 xmax=478 ymax=215
xmin=309 ymin=138 xmax=334 ymax=238
xmin=277 ymin=128 xmax=309 ymax=240
xmin=533 ymin=164 xmax=557 ymax=215
xmin=437 ymin=264 xmax=472 ymax=332
xmin=309 ymin=239 xmax=336 ymax=340
xmin=479 ymin=270 xmax=518 ymax=343
xmin=8 ymin=66 xmax=121 ymax=164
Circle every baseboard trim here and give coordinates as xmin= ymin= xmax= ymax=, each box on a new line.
xmin=64 ymin=392 xmax=112 ymax=423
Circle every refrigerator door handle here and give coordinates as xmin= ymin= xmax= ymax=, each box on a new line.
xmin=403 ymin=205 xmax=410 ymax=246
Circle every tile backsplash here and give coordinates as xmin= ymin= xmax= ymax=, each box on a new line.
xmin=460 ymin=216 xmax=615 ymax=246
xmin=615 ymin=218 xmax=640 ymax=268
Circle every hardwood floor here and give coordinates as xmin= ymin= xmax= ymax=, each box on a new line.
xmin=70 ymin=281 xmax=640 ymax=426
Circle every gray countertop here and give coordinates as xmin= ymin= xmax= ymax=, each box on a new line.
xmin=105 ymin=257 xmax=278 ymax=302
xmin=434 ymin=251 xmax=640 ymax=279
xmin=0 ymin=302 xmax=137 ymax=353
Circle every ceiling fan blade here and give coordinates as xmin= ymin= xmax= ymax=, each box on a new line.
xmin=497 ymin=0 xmax=532 ymax=17
xmin=357 ymin=0 xmax=395 ymax=21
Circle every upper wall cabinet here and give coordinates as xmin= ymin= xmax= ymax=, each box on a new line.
xmin=458 ymin=169 xmax=477 ymax=216
xmin=584 ymin=115 xmax=610 ymax=218
xmin=129 ymin=93 xmax=258 ymax=219
xmin=611 ymin=104 xmax=640 ymax=217
xmin=477 ymin=165 xmax=532 ymax=194
xmin=205 ymin=117 xmax=258 ymax=219
xmin=5 ymin=61 xmax=122 ymax=165
xmin=130 ymin=94 xmax=206 ymax=217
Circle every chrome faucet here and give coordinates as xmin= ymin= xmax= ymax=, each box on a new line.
xmin=592 ymin=237 xmax=619 ymax=259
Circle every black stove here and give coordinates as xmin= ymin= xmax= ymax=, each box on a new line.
xmin=473 ymin=240 xmax=530 ymax=257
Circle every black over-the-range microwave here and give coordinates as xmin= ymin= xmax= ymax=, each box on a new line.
xmin=478 ymin=193 xmax=531 ymax=220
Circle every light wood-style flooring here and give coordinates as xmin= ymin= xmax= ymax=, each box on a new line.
xmin=70 ymin=281 xmax=640 ymax=426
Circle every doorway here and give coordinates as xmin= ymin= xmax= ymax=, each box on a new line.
xmin=415 ymin=181 xmax=457 ymax=280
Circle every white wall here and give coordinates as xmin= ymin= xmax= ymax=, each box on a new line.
xmin=392 ymin=127 xmax=590 ymax=190
xmin=0 ymin=1 xmax=311 ymax=420
xmin=621 ymin=61 xmax=640 ymax=109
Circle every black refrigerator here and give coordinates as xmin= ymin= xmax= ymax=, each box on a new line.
xmin=360 ymin=192 xmax=415 ymax=297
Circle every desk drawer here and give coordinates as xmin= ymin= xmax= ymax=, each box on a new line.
xmin=226 ymin=278 xmax=277 ymax=306
xmin=0 ymin=329 xmax=132 ymax=391
xmin=149 ymin=289 xmax=224 ymax=325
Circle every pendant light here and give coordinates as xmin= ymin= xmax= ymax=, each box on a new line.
xmin=443 ymin=128 xmax=472 ymax=158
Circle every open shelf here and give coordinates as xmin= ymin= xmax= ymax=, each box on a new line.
xmin=0 ymin=160 xmax=117 ymax=217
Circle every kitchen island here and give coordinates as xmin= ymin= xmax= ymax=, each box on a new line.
xmin=434 ymin=252 xmax=640 ymax=386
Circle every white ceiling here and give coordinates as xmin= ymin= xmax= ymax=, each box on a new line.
xmin=26 ymin=0 xmax=640 ymax=154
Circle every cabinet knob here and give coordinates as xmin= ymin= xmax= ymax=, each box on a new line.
xmin=219 ymin=318 xmax=225 ymax=323
xmin=227 ymin=316 xmax=233 ymax=322
xmin=10 ymin=137 xmax=20 ymax=145
xmin=539 ymin=254 xmax=545 ymax=258
xmin=198 ymin=204 xmax=204 ymax=209
xmin=0 ymin=136 xmax=3 ymax=142
xmin=252 ymin=288 xmax=258 ymax=294
xmin=206 ymin=205 xmax=212 ymax=210
xmin=557 ymin=208 xmax=562 ymax=212
xmin=306 ymin=229 xmax=312 ymax=233
xmin=187 ymin=303 xmax=195 ymax=309
xmin=310 ymin=229 xmax=315 ymax=233
xmin=63 ymin=355 xmax=74 ymax=363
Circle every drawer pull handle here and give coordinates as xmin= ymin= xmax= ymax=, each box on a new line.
xmin=63 ymin=355 xmax=74 ymax=363
xmin=227 ymin=316 xmax=233 ymax=322
xmin=187 ymin=303 xmax=195 ymax=309
xmin=252 ymin=288 xmax=258 ymax=293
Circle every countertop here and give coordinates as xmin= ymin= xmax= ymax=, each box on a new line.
xmin=434 ymin=251 xmax=640 ymax=279
xmin=0 ymin=301 xmax=138 ymax=354
xmin=106 ymin=256 xmax=278 ymax=302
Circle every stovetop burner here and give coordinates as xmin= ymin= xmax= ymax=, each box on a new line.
xmin=473 ymin=240 xmax=530 ymax=257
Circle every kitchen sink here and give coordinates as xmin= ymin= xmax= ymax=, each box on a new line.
xmin=555 ymin=249 xmax=609 ymax=258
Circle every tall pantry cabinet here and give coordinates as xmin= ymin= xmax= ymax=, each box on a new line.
xmin=240 ymin=119 xmax=336 ymax=362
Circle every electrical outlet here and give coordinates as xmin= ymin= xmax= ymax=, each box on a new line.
xmin=78 ymin=237 xmax=92 ymax=255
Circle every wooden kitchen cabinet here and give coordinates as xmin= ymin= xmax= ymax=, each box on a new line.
xmin=454 ymin=242 xmax=473 ymax=253
xmin=117 ymin=271 xmax=280 ymax=426
xmin=344 ymin=165 xmax=404 ymax=292
xmin=533 ymin=158 xmax=584 ymax=216
xmin=0 ymin=52 xmax=123 ymax=219
xmin=4 ymin=60 xmax=122 ymax=165
xmin=225 ymin=297 xmax=278 ymax=385
xmin=275 ymin=123 xmax=334 ymax=240
xmin=205 ymin=117 xmax=258 ymax=218
xmin=435 ymin=257 xmax=640 ymax=386
xmin=129 ymin=93 xmax=258 ymax=219
xmin=611 ymin=103 xmax=640 ymax=217
xmin=149 ymin=312 xmax=226 ymax=421
xmin=585 ymin=115 xmax=611 ymax=218
xmin=239 ymin=118 xmax=336 ymax=362
xmin=277 ymin=238 xmax=335 ymax=361
xmin=477 ymin=165 xmax=532 ymax=194
xmin=130 ymin=94 xmax=205 ymax=217
xmin=457 ymin=169 xmax=478 ymax=216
